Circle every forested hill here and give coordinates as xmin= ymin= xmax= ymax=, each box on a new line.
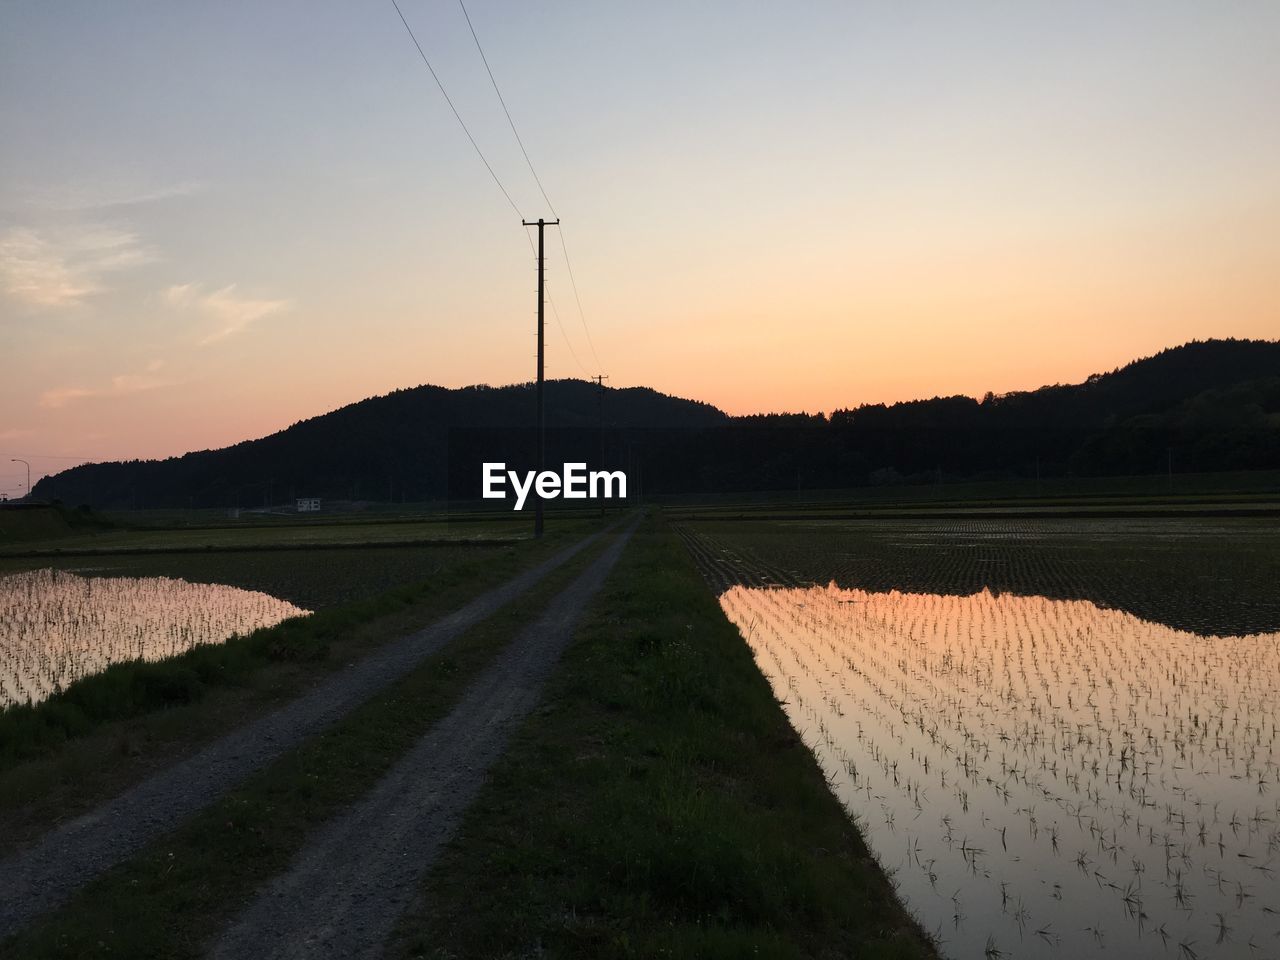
xmin=32 ymin=339 xmax=1280 ymax=507
xmin=819 ymin=338 xmax=1280 ymax=483
xmin=32 ymin=381 xmax=728 ymax=509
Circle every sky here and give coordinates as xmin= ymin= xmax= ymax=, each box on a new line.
xmin=2 ymin=2 xmax=1278 ymax=493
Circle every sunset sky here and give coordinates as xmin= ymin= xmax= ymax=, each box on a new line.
xmin=2 ymin=2 xmax=1278 ymax=494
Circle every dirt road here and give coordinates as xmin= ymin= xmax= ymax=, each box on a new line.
xmin=208 ymin=518 xmax=637 ymax=959
xmin=0 ymin=523 xmax=612 ymax=939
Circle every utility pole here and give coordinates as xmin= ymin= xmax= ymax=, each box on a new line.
xmin=522 ymin=217 xmax=559 ymax=538
xmin=11 ymin=459 xmax=29 ymax=501
xmin=592 ymin=374 xmax=608 ymax=516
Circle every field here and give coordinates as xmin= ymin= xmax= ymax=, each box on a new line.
xmin=0 ymin=507 xmax=607 ymax=611
xmin=0 ymin=515 xmax=531 ymax=556
xmin=0 ymin=511 xmax=565 ymax=711
xmin=679 ymin=516 xmax=1280 ymax=636
xmin=3 ymin=492 xmax=1278 ymax=958
xmin=0 ymin=543 xmax=495 ymax=612
xmin=0 ymin=569 xmax=309 ymax=707
xmin=0 ymin=513 xmax=594 ymax=792
xmin=659 ymin=468 xmax=1280 ymax=514
xmin=679 ymin=513 xmax=1280 ymax=959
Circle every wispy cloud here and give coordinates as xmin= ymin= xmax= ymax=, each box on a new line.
xmin=39 ymin=366 xmax=177 ymax=409
xmin=166 ymin=282 xmax=293 ymax=344
xmin=15 ymin=179 xmax=206 ymax=213
xmin=38 ymin=387 xmax=96 ymax=409
xmin=0 ymin=225 xmax=154 ymax=308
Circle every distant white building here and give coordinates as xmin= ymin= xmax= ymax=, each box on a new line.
xmin=296 ymin=497 xmax=321 ymax=513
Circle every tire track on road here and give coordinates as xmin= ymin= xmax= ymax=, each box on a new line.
xmin=0 ymin=523 xmax=614 ymax=938
xmin=208 ymin=517 xmax=638 ymax=960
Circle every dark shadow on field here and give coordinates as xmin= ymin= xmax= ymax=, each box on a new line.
xmin=0 ymin=544 xmax=500 ymax=611
xmin=681 ymin=519 xmax=1280 ymax=637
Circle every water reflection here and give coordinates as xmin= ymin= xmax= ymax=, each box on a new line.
xmin=685 ymin=518 xmax=1280 ymax=636
xmin=0 ymin=569 xmax=310 ymax=708
xmin=720 ymin=583 xmax=1280 ymax=960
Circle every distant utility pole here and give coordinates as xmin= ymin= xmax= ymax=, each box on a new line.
xmin=11 ymin=459 xmax=29 ymax=501
xmin=522 ymin=217 xmax=559 ymax=538
xmin=592 ymin=374 xmax=608 ymax=516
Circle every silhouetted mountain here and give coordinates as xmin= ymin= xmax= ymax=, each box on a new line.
xmin=34 ymin=381 xmax=727 ymax=508
xmin=33 ymin=339 xmax=1280 ymax=507
xmin=814 ymin=339 xmax=1280 ymax=485
xmin=824 ymin=339 xmax=1280 ymax=482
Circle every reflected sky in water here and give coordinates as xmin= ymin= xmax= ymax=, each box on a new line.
xmin=0 ymin=569 xmax=310 ymax=708
xmin=721 ymin=583 xmax=1280 ymax=960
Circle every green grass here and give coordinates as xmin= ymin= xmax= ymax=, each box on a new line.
xmin=391 ymin=516 xmax=935 ymax=960
xmin=0 ymin=542 xmax=510 ymax=611
xmin=0 ymin=516 xmax=531 ymax=555
xmin=0 ymin=504 xmax=110 ymax=544
xmin=0 ymin=520 xmax=595 ymax=775
xmin=0 ymin=532 xmax=619 ymax=960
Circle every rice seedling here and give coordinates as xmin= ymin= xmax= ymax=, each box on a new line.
xmin=0 ymin=568 xmax=309 ymax=708
xmin=689 ymin=519 xmax=1280 ymax=959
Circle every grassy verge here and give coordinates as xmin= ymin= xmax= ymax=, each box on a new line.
xmin=0 ymin=509 xmax=605 ymax=556
xmin=0 ymin=531 xmax=618 ymax=960
xmin=392 ymin=516 xmax=935 ymax=959
xmin=0 ymin=521 xmax=597 ymax=846
xmin=0 ymin=504 xmax=109 ymax=544
xmin=0 ymin=541 xmax=506 ymax=612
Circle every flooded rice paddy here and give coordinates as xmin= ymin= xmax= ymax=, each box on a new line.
xmin=687 ymin=519 xmax=1280 ymax=959
xmin=0 ymin=568 xmax=310 ymax=708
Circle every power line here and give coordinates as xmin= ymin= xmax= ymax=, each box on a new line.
xmin=457 ymin=0 xmax=556 ymax=218
xmin=457 ymin=0 xmax=602 ymax=374
xmin=390 ymin=1 xmax=600 ymax=385
xmin=556 ymin=227 xmax=601 ymax=369
xmin=548 ymin=296 xmax=588 ymax=377
xmin=389 ymin=0 xmax=524 ymax=219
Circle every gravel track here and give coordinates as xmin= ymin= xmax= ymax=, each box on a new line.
xmin=207 ymin=517 xmax=638 ymax=960
xmin=0 ymin=524 xmax=612 ymax=939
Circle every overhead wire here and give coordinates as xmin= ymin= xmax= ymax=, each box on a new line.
xmin=523 ymin=224 xmax=589 ymax=379
xmin=548 ymin=298 xmax=588 ymax=376
xmin=389 ymin=0 xmax=524 ymax=219
xmin=556 ymin=228 xmax=601 ymax=369
xmin=456 ymin=0 xmax=557 ymax=219
xmin=457 ymin=0 xmax=603 ymax=373
xmin=389 ymin=0 xmax=599 ymax=381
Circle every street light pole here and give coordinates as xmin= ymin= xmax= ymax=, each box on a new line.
xmin=11 ymin=459 xmax=30 ymax=500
